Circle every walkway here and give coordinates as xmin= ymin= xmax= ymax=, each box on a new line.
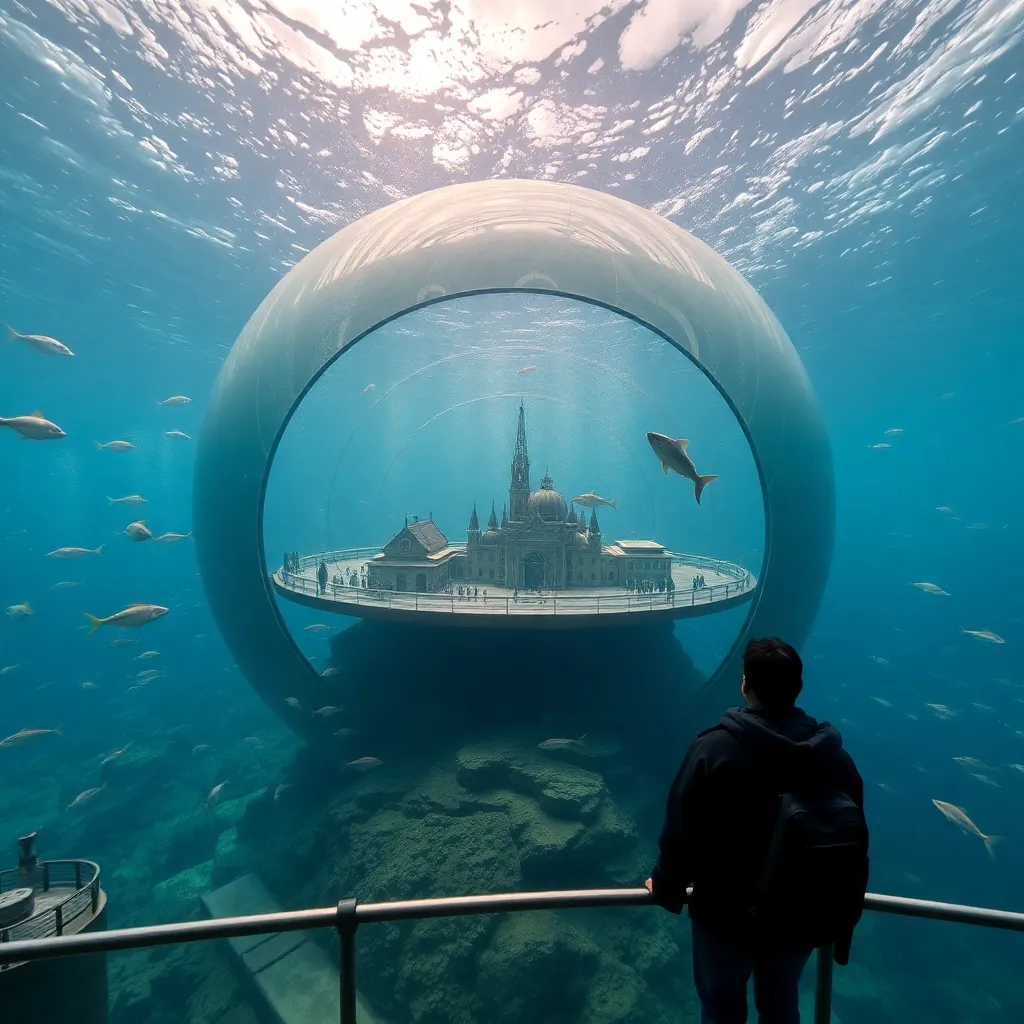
xmin=272 ymin=546 xmax=757 ymax=629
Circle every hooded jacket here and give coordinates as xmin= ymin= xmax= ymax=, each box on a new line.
xmin=650 ymin=705 xmax=865 ymax=955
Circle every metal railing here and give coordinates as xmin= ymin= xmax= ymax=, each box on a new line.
xmin=0 ymin=860 xmax=101 ymax=943
xmin=0 ymin=885 xmax=1021 ymax=1023
xmin=275 ymin=550 xmax=755 ymax=617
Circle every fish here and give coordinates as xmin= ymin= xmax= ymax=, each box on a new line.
xmin=164 ymin=430 xmax=191 ymax=441
xmin=0 ymin=412 xmax=67 ymax=440
xmin=5 ymin=602 xmax=32 ymax=619
xmin=926 ymin=703 xmax=959 ymax=719
xmin=312 ymin=705 xmax=343 ymax=718
xmin=572 ymin=492 xmax=618 ymax=510
xmin=204 ymin=781 xmax=228 ymax=809
xmin=100 ymin=742 xmax=132 ymax=764
xmin=321 ymin=666 xmax=342 ymax=678
xmin=94 ymin=440 xmax=135 ymax=452
xmin=868 ymin=443 xmax=892 ymax=450
xmin=1008 ymin=416 xmax=1024 ymax=426
xmin=107 ymin=638 xmax=137 ymax=647
xmin=960 ymin=627 xmax=1005 ymax=644
xmin=0 ymin=725 xmax=62 ymax=748
xmin=192 ymin=744 xmax=212 ymax=755
xmin=108 ymin=495 xmax=147 ymax=505
xmin=46 ymin=545 xmax=103 ymax=559
xmin=51 ymin=580 xmax=84 ymax=589
xmin=517 ymin=365 xmax=538 ymax=375
xmin=81 ymin=681 xmax=99 ymax=690
xmin=931 ymin=799 xmax=1001 ymax=859
xmin=124 ymin=520 xmax=153 ymax=542
xmin=869 ymin=697 xmax=891 ymax=707
xmin=154 ymin=396 xmax=191 ymax=406
xmin=539 ymin=734 xmax=588 ymax=752
xmin=154 ymin=531 xmax=192 ymax=544
xmin=869 ymin=655 xmax=890 ymax=666
xmin=135 ymin=651 xmax=160 ymax=660
xmin=334 ymin=728 xmax=356 ymax=739
xmin=136 ymin=669 xmax=165 ymax=682
xmin=935 ymin=507 xmax=956 ymax=515
xmin=646 ymin=432 xmax=718 ymax=505
xmin=912 ymin=582 xmax=949 ymax=596
xmin=967 ymin=523 xmax=989 ymax=530
xmin=361 ymin=384 xmax=376 ymax=394
xmin=6 ymin=325 xmax=73 ymax=356
xmin=953 ymin=756 xmax=991 ymax=770
xmin=83 ymin=603 xmax=169 ymax=635
xmin=884 ymin=428 xmax=903 ymax=435
xmin=274 ymin=784 xmax=292 ymax=801
xmin=285 ymin=697 xmax=301 ymax=709
xmin=0 ymin=665 xmax=22 ymax=677
xmin=67 ymin=784 xmax=106 ymax=810
xmin=305 ymin=624 xmax=332 ymax=633
xmin=344 ymin=757 xmax=382 ymax=770
xmin=969 ymin=772 xmax=1001 ymax=789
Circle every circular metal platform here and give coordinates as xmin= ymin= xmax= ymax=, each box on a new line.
xmin=273 ymin=548 xmax=756 ymax=629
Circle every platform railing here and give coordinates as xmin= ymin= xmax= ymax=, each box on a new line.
xmin=276 ymin=551 xmax=755 ymax=617
xmin=0 ymin=885 xmax=1022 ymax=1024
xmin=0 ymin=860 xmax=101 ymax=942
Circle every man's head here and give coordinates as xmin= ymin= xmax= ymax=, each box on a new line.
xmin=741 ymin=637 xmax=803 ymax=713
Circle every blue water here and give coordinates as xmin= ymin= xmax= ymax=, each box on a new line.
xmin=2 ymin=2 xmax=1024 ymax=1022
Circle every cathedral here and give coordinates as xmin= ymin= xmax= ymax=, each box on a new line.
xmin=371 ymin=403 xmax=674 ymax=593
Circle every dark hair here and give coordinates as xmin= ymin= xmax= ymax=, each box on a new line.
xmin=743 ymin=637 xmax=803 ymax=712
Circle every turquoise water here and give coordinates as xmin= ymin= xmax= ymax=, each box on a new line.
xmin=2 ymin=3 xmax=1024 ymax=1022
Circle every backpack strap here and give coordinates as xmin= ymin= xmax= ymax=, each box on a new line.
xmin=750 ymin=792 xmax=792 ymax=915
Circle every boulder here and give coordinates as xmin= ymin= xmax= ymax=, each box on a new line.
xmin=151 ymin=860 xmax=213 ymax=923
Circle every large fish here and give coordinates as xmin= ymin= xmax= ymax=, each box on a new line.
xmin=46 ymin=546 xmax=103 ymax=559
xmin=932 ymin=799 xmax=1001 ymax=859
xmin=154 ymin=396 xmax=191 ymax=406
xmin=646 ymin=432 xmax=719 ymax=505
xmin=0 ymin=411 xmax=66 ymax=440
xmin=6 ymin=325 xmax=73 ymax=356
xmin=84 ymin=603 xmax=169 ymax=635
xmin=573 ymin=492 xmax=617 ymax=510
xmin=0 ymin=725 xmax=62 ymax=748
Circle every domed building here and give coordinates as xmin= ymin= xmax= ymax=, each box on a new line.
xmin=461 ymin=403 xmax=670 ymax=591
xmin=372 ymin=402 xmax=675 ymax=594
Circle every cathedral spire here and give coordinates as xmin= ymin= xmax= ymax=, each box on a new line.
xmin=501 ymin=503 xmax=508 ymax=529
xmin=487 ymin=501 xmax=498 ymax=530
xmin=508 ymin=401 xmax=531 ymax=521
xmin=468 ymin=503 xmax=479 ymax=532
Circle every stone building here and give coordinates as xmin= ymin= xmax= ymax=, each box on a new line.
xmin=371 ymin=403 xmax=674 ymax=593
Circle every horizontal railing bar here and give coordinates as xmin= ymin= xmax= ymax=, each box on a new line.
xmin=863 ymin=893 xmax=1024 ymax=932
xmin=2 ymin=886 xmax=1020 ymax=967
xmin=0 ymin=906 xmax=339 ymax=962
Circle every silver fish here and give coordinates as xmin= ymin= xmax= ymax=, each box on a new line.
xmin=94 ymin=440 xmax=135 ymax=452
xmin=0 ymin=411 xmax=66 ymax=440
xmin=84 ymin=603 xmax=169 ymax=635
xmin=6 ymin=324 xmax=73 ymax=356
xmin=108 ymin=495 xmax=148 ymax=505
xmin=646 ymin=432 xmax=718 ymax=505
xmin=932 ymin=799 xmax=1000 ymax=859
xmin=46 ymin=545 xmax=103 ymax=559
xmin=572 ymin=492 xmax=617 ymax=510
xmin=155 ymin=396 xmax=191 ymax=406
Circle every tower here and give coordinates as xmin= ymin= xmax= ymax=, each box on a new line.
xmin=588 ymin=508 xmax=601 ymax=550
xmin=509 ymin=401 xmax=530 ymax=521
xmin=468 ymin=503 xmax=480 ymax=546
xmin=487 ymin=502 xmax=498 ymax=531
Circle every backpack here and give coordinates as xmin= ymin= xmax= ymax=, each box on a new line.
xmin=749 ymin=786 xmax=869 ymax=959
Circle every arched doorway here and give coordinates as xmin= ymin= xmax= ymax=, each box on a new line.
xmin=523 ymin=551 xmax=545 ymax=590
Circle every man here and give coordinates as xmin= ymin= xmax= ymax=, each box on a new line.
xmin=646 ymin=637 xmax=866 ymax=1024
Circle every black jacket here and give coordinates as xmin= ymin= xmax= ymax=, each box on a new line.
xmin=650 ymin=705 xmax=865 ymax=953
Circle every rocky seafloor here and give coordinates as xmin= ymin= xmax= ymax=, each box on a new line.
xmin=1 ymin=639 xmax=1020 ymax=1024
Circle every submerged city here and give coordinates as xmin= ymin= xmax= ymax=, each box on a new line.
xmin=1 ymin=2 xmax=1023 ymax=1024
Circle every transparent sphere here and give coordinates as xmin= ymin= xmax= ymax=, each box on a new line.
xmin=194 ymin=180 xmax=833 ymax=739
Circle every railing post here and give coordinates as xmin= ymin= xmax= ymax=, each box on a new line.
xmin=54 ymin=905 xmax=63 ymax=936
xmin=75 ymin=862 xmax=82 ymax=889
xmin=814 ymin=945 xmax=834 ymax=1024
xmin=336 ymin=897 xmax=358 ymax=1024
